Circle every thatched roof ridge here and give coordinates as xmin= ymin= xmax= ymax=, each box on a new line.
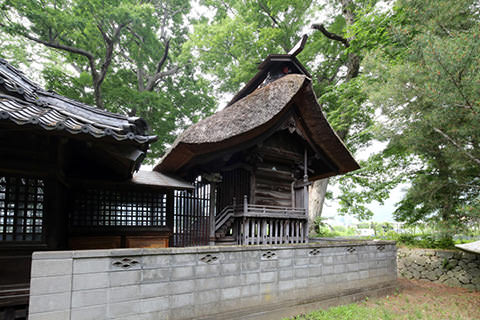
xmin=155 ymin=73 xmax=359 ymax=178
xmin=181 ymin=74 xmax=306 ymax=145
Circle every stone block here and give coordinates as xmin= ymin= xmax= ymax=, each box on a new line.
xmin=72 ymin=273 xmax=109 ymax=291
xmin=278 ymin=280 xmax=295 ymax=291
xmin=278 ymin=258 xmax=293 ymax=268
xmin=294 ymin=267 xmax=308 ymax=279
xmin=294 ymin=257 xmax=309 ymax=266
xmin=334 ymin=264 xmax=346 ymax=274
xmin=169 ymin=306 xmax=195 ymax=319
xmin=71 ymin=305 xmax=107 ymax=320
xmin=170 ymin=293 xmax=194 ymax=308
xmin=171 ymin=266 xmax=194 ymax=280
xmin=221 ymin=251 xmax=239 ymax=262
xmin=308 ymin=265 xmax=322 ymax=277
xmin=195 ymin=264 xmax=220 ymax=277
xmin=142 ymin=255 xmax=172 ymax=268
xmin=309 ymin=256 xmax=322 ymax=265
xmin=241 ymin=284 xmax=260 ymax=297
xmin=110 ymin=270 xmax=141 ymax=287
xmin=107 ymin=300 xmax=140 ymax=318
xmin=294 ymin=278 xmax=308 ymax=289
xmin=73 ymin=258 xmax=110 ymax=274
xmin=195 ymin=277 xmax=221 ymax=290
xmin=243 ymin=272 xmax=260 ymax=285
xmin=30 ymin=275 xmax=71 ymax=295
xmin=221 ymin=287 xmax=241 ymax=300
xmin=71 ymin=289 xmax=107 ymax=308
xmin=140 ymin=296 xmax=169 ymax=313
xmin=29 ymin=310 xmax=71 ymax=320
xmin=260 ymin=271 xmax=277 ymax=283
xmin=322 ymin=256 xmax=333 ymax=265
xmin=346 ymin=263 xmax=359 ymax=272
xmin=140 ymin=282 xmax=169 ymax=299
xmin=222 ymin=275 xmax=242 ymax=288
xmin=142 ymin=268 xmax=170 ymax=282
xmin=195 ymin=289 xmax=220 ymax=304
xmin=358 ymin=262 xmax=369 ymax=270
xmin=277 ymin=249 xmax=294 ymax=258
xmin=29 ymin=292 xmax=70 ymax=314
xmin=172 ymin=254 xmax=197 ymax=266
xmin=241 ymin=261 xmax=260 ymax=272
xmin=221 ymin=263 xmax=240 ymax=275
xmin=170 ymin=279 xmax=196 ymax=295
xmin=260 ymin=260 xmax=278 ymax=271
xmin=346 ymin=254 xmax=359 ymax=263
xmin=334 ymin=255 xmax=348 ymax=264
xmin=346 ymin=272 xmax=360 ymax=281
xmin=322 ymin=265 xmax=334 ymax=275
xmin=279 ymin=269 xmax=293 ymax=280
xmin=31 ymin=259 xmax=73 ymax=277
xmin=109 ymin=285 xmax=141 ymax=303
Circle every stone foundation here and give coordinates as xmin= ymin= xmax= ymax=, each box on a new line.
xmin=397 ymin=247 xmax=480 ymax=290
xmin=28 ymin=241 xmax=397 ymax=320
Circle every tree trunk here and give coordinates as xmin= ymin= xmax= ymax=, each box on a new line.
xmin=93 ymin=81 xmax=104 ymax=109
xmin=308 ymin=178 xmax=329 ymax=231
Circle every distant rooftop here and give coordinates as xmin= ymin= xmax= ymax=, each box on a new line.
xmin=0 ymin=59 xmax=157 ymax=145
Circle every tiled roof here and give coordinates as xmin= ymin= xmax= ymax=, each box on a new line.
xmin=0 ymin=59 xmax=157 ymax=144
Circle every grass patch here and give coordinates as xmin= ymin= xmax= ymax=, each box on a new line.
xmin=286 ymin=279 xmax=480 ymax=320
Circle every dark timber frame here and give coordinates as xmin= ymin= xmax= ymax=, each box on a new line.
xmin=0 ymin=60 xmax=193 ymax=315
xmin=155 ymin=44 xmax=360 ymax=246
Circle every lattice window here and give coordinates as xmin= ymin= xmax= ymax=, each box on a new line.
xmin=172 ymin=177 xmax=211 ymax=247
xmin=70 ymin=188 xmax=167 ymax=227
xmin=0 ymin=175 xmax=44 ymax=242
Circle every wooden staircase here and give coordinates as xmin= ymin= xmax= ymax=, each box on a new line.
xmin=214 ymin=197 xmax=309 ymax=245
xmin=214 ymin=205 xmax=236 ymax=245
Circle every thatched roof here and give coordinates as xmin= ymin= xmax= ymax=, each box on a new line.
xmin=155 ymin=73 xmax=359 ymax=180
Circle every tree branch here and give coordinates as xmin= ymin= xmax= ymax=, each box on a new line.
xmin=145 ymin=39 xmax=173 ymax=91
xmin=433 ymin=127 xmax=480 ymax=166
xmin=146 ymin=66 xmax=179 ymax=92
xmin=21 ymin=32 xmax=95 ymax=61
xmin=311 ymin=24 xmax=350 ymax=48
xmin=97 ymin=22 xmax=129 ymax=88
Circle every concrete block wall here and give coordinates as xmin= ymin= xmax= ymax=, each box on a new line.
xmin=29 ymin=241 xmax=397 ymax=320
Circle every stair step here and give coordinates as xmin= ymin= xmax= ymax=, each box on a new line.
xmin=215 ymin=236 xmax=236 ymax=246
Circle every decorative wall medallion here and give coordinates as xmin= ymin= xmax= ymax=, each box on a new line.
xmin=346 ymin=246 xmax=356 ymax=253
xmin=309 ymin=248 xmax=321 ymax=256
xmin=112 ymin=257 xmax=140 ymax=269
xmin=200 ymin=254 xmax=218 ymax=264
xmin=377 ymin=244 xmax=385 ymax=251
xmin=261 ymin=250 xmax=277 ymax=260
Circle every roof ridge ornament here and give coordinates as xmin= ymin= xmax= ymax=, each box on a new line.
xmin=288 ymin=35 xmax=308 ymax=57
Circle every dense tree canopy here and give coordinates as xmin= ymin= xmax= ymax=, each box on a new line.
xmin=0 ymin=0 xmax=478 ymax=233
xmin=0 ymin=0 xmax=215 ymax=159
xmin=365 ymin=0 xmax=480 ymax=231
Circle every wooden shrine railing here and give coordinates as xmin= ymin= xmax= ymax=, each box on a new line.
xmin=215 ymin=196 xmax=308 ymax=245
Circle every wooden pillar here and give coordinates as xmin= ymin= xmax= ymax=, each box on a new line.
xmin=209 ymin=182 xmax=216 ymax=246
xmin=303 ymin=147 xmax=309 ymax=243
xmin=166 ymin=189 xmax=174 ymax=247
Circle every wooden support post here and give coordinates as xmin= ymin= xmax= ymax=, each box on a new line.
xmin=303 ymin=147 xmax=310 ymax=243
xmin=209 ymin=182 xmax=216 ymax=246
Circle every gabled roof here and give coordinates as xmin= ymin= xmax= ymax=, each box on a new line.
xmin=227 ymin=54 xmax=311 ymax=107
xmin=155 ymin=74 xmax=360 ymax=180
xmin=0 ymin=59 xmax=157 ymax=145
